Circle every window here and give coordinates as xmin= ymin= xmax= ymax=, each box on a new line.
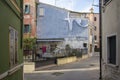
xmin=107 ymin=35 xmax=116 ymax=65
xmin=24 ymin=4 xmax=30 ymax=14
xmin=95 ymin=45 xmax=97 ymax=49
xmin=9 ymin=27 xmax=18 ymax=67
xmin=39 ymin=8 xmax=44 ymax=16
xmin=94 ymin=45 xmax=99 ymax=52
xmin=90 ymin=44 xmax=92 ymax=53
xmin=94 ymin=26 xmax=97 ymax=31
xmin=94 ymin=17 xmax=97 ymax=21
xmin=24 ymin=25 xmax=31 ymax=33
xmin=94 ymin=35 xmax=97 ymax=40
xmin=83 ymin=43 xmax=87 ymax=47
xmin=90 ymin=29 xmax=92 ymax=35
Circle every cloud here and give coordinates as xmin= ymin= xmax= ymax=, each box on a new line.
xmin=81 ymin=4 xmax=92 ymax=12
xmin=55 ymin=0 xmax=74 ymax=10
xmin=39 ymin=0 xmax=99 ymax=13
xmin=63 ymin=1 xmax=73 ymax=10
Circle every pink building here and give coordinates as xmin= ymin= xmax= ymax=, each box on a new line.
xmin=23 ymin=0 xmax=38 ymax=38
xmin=86 ymin=8 xmax=100 ymax=53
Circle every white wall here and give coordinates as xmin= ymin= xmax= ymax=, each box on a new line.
xmin=102 ymin=0 xmax=120 ymax=79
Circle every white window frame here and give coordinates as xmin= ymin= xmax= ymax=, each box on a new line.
xmin=39 ymin=7 xmax=44 ymax=16
xmin=9 ymin=26 xmax=18 ymax=68
xmin=24 ymin=4 xmax=30 ymax=14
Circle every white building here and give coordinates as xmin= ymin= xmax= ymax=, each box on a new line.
xmin=102 ymin=0 xmax=120 ymax=80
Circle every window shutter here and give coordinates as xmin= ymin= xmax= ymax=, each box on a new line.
xmin=39 ymin=8 xmax=44 ymax=16
xmin=28 ymin=5 xmax=30 ymax=14
xmin=29 ymin=25 xmax=31 ymax=33
xmin=25 ymin=5 xmax=30 ymax=14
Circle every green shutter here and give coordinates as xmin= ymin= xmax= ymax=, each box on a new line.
xmin=25 ymin=5 xmax=30 ymax=14
xmin=28 ymin=5 xmax=30 ymax=14
xmin=29 ymin=25 xmax=31 ymax=33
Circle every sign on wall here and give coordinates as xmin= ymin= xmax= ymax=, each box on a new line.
xmin=9 ymin=27 xmax=18 ymax=67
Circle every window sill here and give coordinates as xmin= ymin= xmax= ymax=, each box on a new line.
xmin=24 ymin=13 xmax=30 ymax=15
xmin=24 ymin=32 xmax=30 ymax=34
xmin=106 ymin=63 xmax=119 ymax=68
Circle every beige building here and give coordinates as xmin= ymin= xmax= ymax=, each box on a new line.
xmin=94 ymin=13 xmax=100 ymax=50
xmin=101 ymin=0 xmax=120 ymax=80
xmin=85 ymin=10 xmax=100 ymax=55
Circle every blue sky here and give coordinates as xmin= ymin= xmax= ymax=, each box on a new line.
xmin=39 ymin=0 xmax=99 ymax=13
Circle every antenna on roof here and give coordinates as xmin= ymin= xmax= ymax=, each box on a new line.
xmin=89 ymin=0 xmax=94 ymax=13
xmin=55 ymin=0 xmax=60 ymax=6
xmin=92 ymin=0 xmax=95 ymax=7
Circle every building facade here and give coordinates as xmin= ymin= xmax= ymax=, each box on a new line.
xmin=101 ymin=0 xmax=120 ymax=80
xmin=0 ymin=0 xmax=23 ymax=80
xmin=23 ymin=0 xmax=38 ymax=38
xmin=36 ymin=3 xmax=89 ymax=57
xmin=70 ymin=11 xmax=99 ymax=55
xmin=93 ymin=13 xmax=99 ymax=51
xmin=86 ymin=11 xmax=100 ymax=54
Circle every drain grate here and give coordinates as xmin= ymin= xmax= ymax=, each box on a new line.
xmin=52 ymin=72 xmax=64 ymax=76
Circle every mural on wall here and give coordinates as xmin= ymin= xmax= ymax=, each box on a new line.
xmin=9 ymin=27 xmax=18 ymax=67
xmin=66 ymin=17 xmax=89 ymax=39
xmin=37 ymin=3 xmax=89 ymax=50
xmin=37 ymin=3 xmax=88 ymax=40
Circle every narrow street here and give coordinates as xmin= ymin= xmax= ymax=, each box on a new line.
xmin=24 ymin=53 xmax=99 ymax=80
xmin=1 ymin=0 xmax=120 ymax=80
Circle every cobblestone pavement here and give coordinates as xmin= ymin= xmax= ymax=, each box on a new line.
xmin=24 ymin=53 xmax=100 ymax=80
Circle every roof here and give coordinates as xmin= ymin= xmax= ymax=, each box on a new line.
xmin=37 ymin=38 xmax=64 ymax=42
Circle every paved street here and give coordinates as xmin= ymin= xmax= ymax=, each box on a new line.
xmin=24 ymin=53 xmax=100 ymax=80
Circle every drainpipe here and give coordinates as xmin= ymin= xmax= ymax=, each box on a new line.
xmin=21 ymin=0 xmax=23 ymax=49
xmin=99 ymin=0 xmax=102 ymax=80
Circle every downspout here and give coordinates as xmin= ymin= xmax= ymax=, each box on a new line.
xmin=21 ymin=0 xmax=23 ymax=49
xmin=99 ymin=0 xmax=102 ymax=80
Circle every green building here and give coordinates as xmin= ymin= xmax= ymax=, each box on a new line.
xmin=0 ymin=0 xmax=23 ymax=80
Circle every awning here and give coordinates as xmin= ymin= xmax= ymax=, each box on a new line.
xmin=37 ymin=38 xmax=64 ymax=42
